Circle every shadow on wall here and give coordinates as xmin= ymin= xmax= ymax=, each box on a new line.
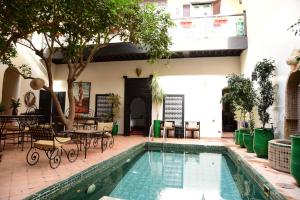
xmin=2 ymin=68 xmax=20 ymax=114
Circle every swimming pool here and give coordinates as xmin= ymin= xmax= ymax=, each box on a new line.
xmin=52 ymin=150 xmax=266 ymax=200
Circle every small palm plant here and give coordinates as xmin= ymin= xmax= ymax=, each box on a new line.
xmin=151 ymin=73 xmax=164 ymax=120
xmin=10 ymin=98 xmax=21 ymax=115
xmin=151 ymin=73 xmax=164 ymax=137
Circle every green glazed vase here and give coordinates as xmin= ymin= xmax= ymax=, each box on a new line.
xmin=112 ymin=124 xmax=118 ymax=136
xmin=238 ymin=129 xmax=249 ymax=148
xmin=243 ymin=132 xmax=254 ymax=153
xmin=253 ymin=128 xmax=274 ymax=158
xmin=153 ymin=120 xmax=161 ymax=138
xmin=291 ymin=135 xmax=300 ymax=186
xmin=234 ymin=130 xmax=239 ymax=145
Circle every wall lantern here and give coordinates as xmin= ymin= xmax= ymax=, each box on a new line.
xmin=251 ymin=71 xmax=257 ymax=81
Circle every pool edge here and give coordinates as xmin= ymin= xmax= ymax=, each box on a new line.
xmin=25 ymin=142 xmax=287 ymax=200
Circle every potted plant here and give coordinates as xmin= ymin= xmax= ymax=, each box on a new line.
xmin=222 ymin=74 xmax=257 ymax=150
xmin=107 ymin=93 xmax=121 ymax=135
xmin=151 ymin=73 xmax=164 ymax=137
xmin=0 ymin=102 xmax=6 ymax=114
xmin=10 ymin=98 xmax=21 ymax=115
xmin=243 ymin=111 xmax=255 ymax=153
xmin=253 ymin=58 xmax=275 ymax=158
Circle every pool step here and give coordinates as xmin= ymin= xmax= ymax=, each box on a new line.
xmin=99 ymin=196 xmax=124 ymax=200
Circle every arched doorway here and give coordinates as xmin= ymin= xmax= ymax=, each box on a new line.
xmin=130 ymin=97 xmax=146 ymax=135
xmin=123 ymin=76 xmax=152 ymax=136
xmin=222 ymin=88 xmax=237 ymax=133
xmin=285 ymin=70 xmax=300 ymax=138
xmin=2 ymin=68 xmax=20 ymax=114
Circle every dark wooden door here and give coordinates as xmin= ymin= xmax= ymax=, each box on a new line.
xmin=39 ymin=90 xmax=66 ymax=131
xmin=222 ymin=88 xmax=237 ymax=132
xmin=124 ymin=76 xmax=152 ymax=136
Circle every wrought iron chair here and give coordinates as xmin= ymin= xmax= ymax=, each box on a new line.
xmin=0 ymin=118 xmax=25 ymax=151
xmin=93 ymin=122 xmax=114 ymax=151
xmin=185 ymin=121 xmax=200 ymax=139
xmin=26 ymin=126 xmax=79 ymax=169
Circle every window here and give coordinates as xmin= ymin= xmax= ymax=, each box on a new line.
xmin=183 ymin=4 xmax=190 ymax=17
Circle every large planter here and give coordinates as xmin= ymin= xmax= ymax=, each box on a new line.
xmin=243 ymin=132 xmax=254 ymax=153
xmin=112 ymin=123 xmax=118 ymax=136
xmin=253 ymin=128 xmax=274 ymax=158
xmin=291 ymin=135 xmax=300 ymax=185
xmin=153 ymin=120 xmax=161 ymax=138
xmin=234 ymin=130 xmax=239 ymax=145
xmin=268 ymin=139 xmax=291 ymax=173
xmin=238 ymin=129 xmax=249 ymax=148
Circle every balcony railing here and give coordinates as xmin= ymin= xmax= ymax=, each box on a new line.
xmin=170 ymin=13 xmax=246 ymax=39
xmin=169 ymin=13 xmax=247 ymax=51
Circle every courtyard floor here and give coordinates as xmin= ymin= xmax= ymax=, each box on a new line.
xmin=0 ymin=135 xmax=299 ymax=200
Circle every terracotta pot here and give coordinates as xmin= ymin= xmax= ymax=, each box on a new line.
xmin=12 ymin=108 xmax=18 ymax=115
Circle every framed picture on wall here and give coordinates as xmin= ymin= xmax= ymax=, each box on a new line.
xmin=72 ymin=82 xmax=91 ymax=113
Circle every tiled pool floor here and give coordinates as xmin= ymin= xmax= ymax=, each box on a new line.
xmin=0 ymin=135 xmax=299 ymax=200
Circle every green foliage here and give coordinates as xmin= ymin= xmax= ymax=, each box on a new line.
xmin=221 ymin=74 xmax=257 ymax=130
xmin=151 ymin=73 xmax=164 ymax=106
xmin=288 ymin=18 xmax=300 ymax=36
xmin=10 ymin=98 xmax=21 ymax=109
xmin=0 ymin=0 xmax=57 ymax=75
xmin=255 ymin=58 xmax=276 ymax=129
xmin=151 ymin=73 xmax=164 ymax=119
xmin=0 ymin=0 xmax=174 ymax=128
xmin=107 ymin=93 xmax=121 ymax=122
xmin=222 ymin=74 xmax=257 ymax=113
xmin=0 ymin=102 xmax=6 ymax=112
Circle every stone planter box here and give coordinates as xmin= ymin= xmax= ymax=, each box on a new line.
xmin=268 ymin=139 xmax=291 ymax=173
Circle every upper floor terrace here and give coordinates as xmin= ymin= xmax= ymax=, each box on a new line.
xmin=50 ymin=0 xmax=248 ymax=63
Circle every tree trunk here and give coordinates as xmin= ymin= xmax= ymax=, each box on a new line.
xmin=66 ymin=79 xmax=75 ymax=131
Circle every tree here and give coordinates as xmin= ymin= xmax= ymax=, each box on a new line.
xmin=288 ymin=18 xmax=300 ymax=36
xmin=0 ymin=0 xmax=61 ymax=72
xmin=1 ymin=0 xmax=174 ymax=130
xmin=221 ymin=74 xmax=257 ymax=131
xmin=255 ymin=58 xmax=275 ymax=129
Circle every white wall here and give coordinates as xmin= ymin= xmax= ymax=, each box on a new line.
xmin=54 ymin=57 xmax=240 ymax=136
xmin=0 ymin=44 xmax=51 ymax=113
xmin=241 ymin=0 xmax=300 ymax=138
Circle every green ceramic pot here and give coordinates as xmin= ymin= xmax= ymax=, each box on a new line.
xmin=253 ymin=128 xmax=274 ymax=158
xmin=238 ymin=129 xmax=249 ymax=148
xmin=234 ymin=130 xmax=239 ymax=145
xmin=153 ymin=120 xmax=161 ymax=138
xmin=112 ymin=123 xmax=118 ymax=136
xmin=243 ymin=132 xmax=254 ymax=153
xmin=291 ymin=135 xmax=300 ymax=186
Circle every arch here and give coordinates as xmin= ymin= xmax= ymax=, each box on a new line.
xmin=221 ymin=87 xmax=237 ymax=132
xmin=2 ymin=68 xmax=20 ymax=114
xmin=130 ymin=97 xmax=146 ymax=135
xmin=285 ymin=70 xmax=300 ymax=138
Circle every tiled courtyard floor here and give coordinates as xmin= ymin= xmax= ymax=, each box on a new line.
xmin=0 ymin=135 xmax=299 ymax=200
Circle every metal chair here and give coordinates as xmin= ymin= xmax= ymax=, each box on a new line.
xmin=26 ymin=126 xmax=79 ymax=169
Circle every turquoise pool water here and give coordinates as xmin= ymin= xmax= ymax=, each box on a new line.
xmin=54 ymin=151 xmax=266 ymax=200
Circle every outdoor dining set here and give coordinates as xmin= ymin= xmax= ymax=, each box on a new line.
xmin=0 ymin=114 xmax=114 ymax=169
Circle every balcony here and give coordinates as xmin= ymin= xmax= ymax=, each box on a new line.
xmin=52 ymin=13 xmax=247 ymax=64
xmin=170 ymin=13 xmax=247 ymax=52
